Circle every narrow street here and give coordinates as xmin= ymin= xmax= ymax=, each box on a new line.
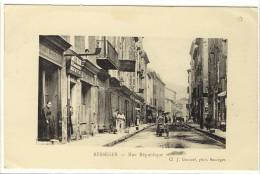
xmin=114 ymin=125 xmax=225 ymax=149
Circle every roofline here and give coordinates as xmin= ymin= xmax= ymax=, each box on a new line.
xmin=141 ymin=50 xmax=150 ymax=64
xmin=165 ymin=87 xmax=176 ymax=93
xmin=147 ymin=70 xmax=165 ymax=85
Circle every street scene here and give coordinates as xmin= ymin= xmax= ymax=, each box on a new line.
xmin=115 ymin=125 xmax=224 ymax=149
xmin=38 ymin=36 xmax=227 ymax=148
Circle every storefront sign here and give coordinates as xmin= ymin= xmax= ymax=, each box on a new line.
xmin=81 ymin=70 xmax=95 ymax=85
xmin=67 ymin=56 xmax=82 ymax=78
xmin=119 ymin=60 xmax=136 ymax=72
xmin=40 ymin=43 xmax=63 ymax=66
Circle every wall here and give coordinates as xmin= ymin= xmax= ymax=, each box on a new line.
xmin=146 ymin=72 xmax=153 ymax=106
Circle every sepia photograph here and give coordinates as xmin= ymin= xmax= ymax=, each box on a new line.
xmin=38 ymin=35 xmax=227 ymax=149
xmin=3 ymin=5 xmax=258 ymax=171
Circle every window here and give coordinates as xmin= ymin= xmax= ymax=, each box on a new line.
xmin=75 ymin=36 xmax=85 ymax=53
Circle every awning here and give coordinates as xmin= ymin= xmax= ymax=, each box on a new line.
xmin=218 ymin=91 xmax=227 ymax=97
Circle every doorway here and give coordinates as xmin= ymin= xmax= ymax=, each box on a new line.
xmin=80 ymin=82 xmax=91 ymax=136
xmin=68 ymin=81 xmax=77 ymax=140
xmin=38 ymin=58 xmax=61 ymax=141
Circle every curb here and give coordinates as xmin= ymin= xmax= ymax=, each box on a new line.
xmin=184 ymin=124 xmax=226 ymax=144
xmin=103 ymin=124 xmax=155 ymax=147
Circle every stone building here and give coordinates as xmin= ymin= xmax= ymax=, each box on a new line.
xmin=176 ymin=98 xmax=189 ymax=122
xmin=38 ymin=36 xmax=71 ymax=142
xmin=188 ymin=38 xmax=227 ymax=130
xmin=208 ymin=38 xmax=227 ymax=130
xmin=164 ymin=87 xmax=176 ymax=122
xmin=87 ymin=36 xmax=149 ymax=131
xmin=38 ymin=35 xmax=150 ymax=143
xmin=147 ymin=70 xmax=165 ymax=115
xmin=145 ymin=69 xmax=155 ymax=122
xmin=187 ymin=69 xmax=192 ymax=120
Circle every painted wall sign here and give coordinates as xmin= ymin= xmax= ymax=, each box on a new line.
xmin=119 ymin=60 xmax=136 ymax=72
xmin=39 ymin=43 xmax=63 ymax=66
xmin=67 ymin=56 xmax=82 ymax=77
xmin=82 ymin=70 xmax=95 ymax=85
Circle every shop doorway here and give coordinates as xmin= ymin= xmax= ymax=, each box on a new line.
xmin=38 ymin=58 xmax=61 ymax=141
xmin=68 ymin=81 xmax=77 ymax=140
xmin=80 ymin=82 xmax=91 ymax=136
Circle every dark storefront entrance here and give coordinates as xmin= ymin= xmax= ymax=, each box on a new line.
xmin=38 ymin=35 xmax=71 ymax=142
xmin=80 ymin=82 xmax=92 ymax=136
xmin=38 ymin=58 xmax=61 ymax=141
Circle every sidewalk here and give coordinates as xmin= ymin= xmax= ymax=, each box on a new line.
xmin=185 ymin=123 xmax=226 ymax=144
xmin=64 ymin=123 xmax=153 ymax=147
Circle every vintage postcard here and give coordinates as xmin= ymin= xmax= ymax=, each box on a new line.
xmin=3 ymin=5 xmax=259 ymax=171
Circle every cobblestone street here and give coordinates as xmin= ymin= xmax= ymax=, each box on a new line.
xmin=115 ymin=125 xmax=225 ymax=148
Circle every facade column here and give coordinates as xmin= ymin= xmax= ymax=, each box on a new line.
xmin=42 ymin=70 xmax=46 ymax=106
xmin=75 ymin=78 xmax=81 ymax=140
xmin=61 ymin=60 xmax=68 ymax=143
xmin=90 ymin=85 xmax=98 ymax=134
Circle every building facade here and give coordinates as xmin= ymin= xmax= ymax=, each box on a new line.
xmin=208 ymin=39 xmax=227 ymax=130
xmin=38 ymin=36 xmax=71 ymax=142
xmin=145 ymin=69 xmax=156 ymax=122
xmin=38 ymin=35 xmax=150 ymax=143
xmin=175 ymin=98 xmax=189 ymax=122
xmin=164 ymin=87 xmax=176 ymax=122
xmin=187 ymin=69 xmax=192 ymax=120
xmin=188 ymin=38 xmax=227 ymax=130
xmin=146 ymin=70 xmax=166 ymax=116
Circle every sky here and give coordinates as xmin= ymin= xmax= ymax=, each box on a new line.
xmin=142 ymin=37 xmax=193 ymax=100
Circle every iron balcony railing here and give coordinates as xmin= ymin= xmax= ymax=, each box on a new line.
xmin=97 ymin=39 xmax=119 ymax=69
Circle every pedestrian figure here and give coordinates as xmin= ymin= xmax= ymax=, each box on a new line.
xmin=117 ymin=112 xmax=126 ymax=132
xmin=148 ymin=114 xmax=152 ymax=124
xmin=90 ymin=112 xmax=97 ymax=136
xmin=112 ymin=109 xmax=119 ymax=133
xmin=121 ymin=112 xmax=126 ymax=130
xmin=135 ymin=110 xmax=140 ymax=130
xmin=41 ymin=101 xmax=55 ymax=141
xmin=164 ymin=113 xmax=171 ymax=138
xmin=156 ymin=113 xmax=164 ymax=136
xmin=67 ymin=105 xmax=74 ymax=141
xmin=205 ymin=116 xmax=211 ymax=131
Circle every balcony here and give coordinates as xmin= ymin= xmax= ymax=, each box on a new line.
xmin=96 ymin=39 xmax=119 ymax=70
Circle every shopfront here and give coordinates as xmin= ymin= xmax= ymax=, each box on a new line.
xmin=97 ymin=69 xmax=110 ymax=132
xmin=80 ymin=65 xmax=98 ymax=137
xmin=66 ymin=54 xmax=82 ymax=140
xmin=38 ymin=36 xmax=71 ymax=141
